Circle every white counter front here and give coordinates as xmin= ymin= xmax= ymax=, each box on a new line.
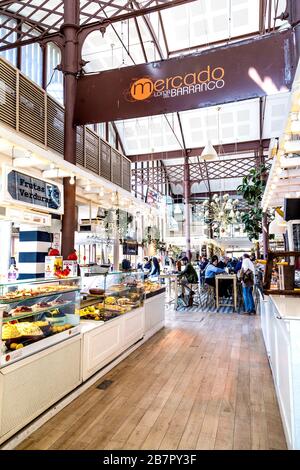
xmin=261 ymin=294 xmax=300 ymax=450
xmin=270 ymin=295 xmax=300 ymax=320
xmin=144 ymin=290 xmax=166 ymax=339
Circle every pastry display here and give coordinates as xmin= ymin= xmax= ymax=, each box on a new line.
xmin=117 ymin=297 xmax=131 ymax=306
xmin=89 ymin=288 xmax=105 ymax=295
xmin=108 ymin=284 xmax=127 ymax=292
xmin=34 ymin=301 xmax=52 ymax=309
xmin=51 ymin=324 xmax=73 ymax=333
xmin=15 ymin=322 xmax=43 ymax=337
xmin=143 ymin=281 xmax=162 ymax=294
xmin=105 ymin=304 xmax=128 ymax=314
xmin=2 ymin=323 xmax=22 ymax=340
xmin=11 ymin=305 xmax=33 ymax=316
xmin=34 ymin=320 xmax=50 ymax=328
xmin=80 ymin=306 xmax=105 ymax=321
xmin=0 ymin=278 xmax=80 ymax=360
xmin=51 ymin=299 xmax=65 ymax=305
xmin=0 ymin=284 xmax=77 ymax=302
xmin=105 ymin=296 xmax=116 ymax=305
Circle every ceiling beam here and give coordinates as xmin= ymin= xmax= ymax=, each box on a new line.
xmin=0 ymin=0 xmax=198 ymax=51
xmin=132 ymin=0 xmax=165 ymax=61
xmin=0 ymin=8 xmax=46 ymax=34
xmin=158 ymin=9 xmax=170 ymax=57
xmin=168 ymin=30 xmax=281 ymax=56
xmin=128 ymin=140 xmax=271 ymax=161
xmin=190 ymin=190 xmax=239 ymax=199
xmin=0 ymin=1 xmax=16 ymax=7
xmin=133 ymin=14 xmax=148 ymax=62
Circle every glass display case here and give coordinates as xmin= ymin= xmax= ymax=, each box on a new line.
xmin=80 ymin=271 xmax=144 ymax=321
xmin=143 ymin=278 xmax=166 ymax=299
xmin=0 ymin=277 xmax=81 ymax=367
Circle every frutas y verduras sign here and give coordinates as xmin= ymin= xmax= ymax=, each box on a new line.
xmin=74 ymin=30 xmax=295 ymax=125
xmin=1 ymin=167 xmax=63 ymax=215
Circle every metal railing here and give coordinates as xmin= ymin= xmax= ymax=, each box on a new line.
xmin=0 ymin=58 xmax=131 ymax=192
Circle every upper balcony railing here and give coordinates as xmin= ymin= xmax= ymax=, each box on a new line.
xmin=0 ymin=58 xmax=131 ymax=192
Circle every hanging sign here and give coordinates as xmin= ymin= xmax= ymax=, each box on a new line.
xmin=74 ymin=30 xmax=295 ymax=124
xmin=123 ymin=240 xmax=138 ymax=255
xmin=1 ymin=166 xmax=64 ymax=215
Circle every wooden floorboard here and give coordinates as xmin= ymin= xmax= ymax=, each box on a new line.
xmin=16 ymin=310 xmax=287 ymax=450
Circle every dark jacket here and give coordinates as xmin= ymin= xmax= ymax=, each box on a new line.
xmin=178 ymin=263 xmax=198 ymax=283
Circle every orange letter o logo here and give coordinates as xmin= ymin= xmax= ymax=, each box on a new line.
xmin=130 ymin=78 xmax=154 ymax=100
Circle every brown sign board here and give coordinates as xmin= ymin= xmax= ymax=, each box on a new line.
xmin=74 ymin=30 xmax=295 ymax=125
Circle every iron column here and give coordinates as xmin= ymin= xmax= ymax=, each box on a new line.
xmin=184 ymin=156 xmax=191 ymax=260
xmin=61 ymin=0 xmax=80 ymax=259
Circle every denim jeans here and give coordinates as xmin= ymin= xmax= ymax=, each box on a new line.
xmin=242 ymin=286 xmax=255 ymax=313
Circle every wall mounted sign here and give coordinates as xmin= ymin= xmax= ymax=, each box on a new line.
xmin=74 ymin=30 xmax=295 ymax=124
xmin=1 ymin=166 xmax=64 ymax=215
xmin=123 ymin=240 xmax=138 ymax=255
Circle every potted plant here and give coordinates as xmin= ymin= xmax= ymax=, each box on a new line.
xmin=237 ymin=164 xmax=273 ymax=256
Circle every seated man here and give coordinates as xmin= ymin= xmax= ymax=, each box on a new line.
xmin=177 ymin=257 xmax=199 ymax=306
xmin=204 ymin=255 xmax=225 ymax=289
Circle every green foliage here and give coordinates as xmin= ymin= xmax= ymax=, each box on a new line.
xmin=236 ymin=164 xmax=267 ymax=241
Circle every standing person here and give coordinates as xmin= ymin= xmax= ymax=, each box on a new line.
xmin=218 ymin=256 xmax=227 ymax=269
xmin=121 ymin=258 xmax=131 ymax=271
xmin=143 ymin=257 xmax=151 ymax=270
xmin=150 ymin=256 xmax=160 ymax=278
xmin=240 ymin=253 xmax=255 ymax=314
xmin=235 ymin=256 xmax=243 ymax=273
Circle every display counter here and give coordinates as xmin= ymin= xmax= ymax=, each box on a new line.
xmin=81 ymin=306 xmax=145 ymax=381
xmin=260 ymin=293 xmax=300 ymax=449
xmin=0 ymin=273 xmax=166 ymax=447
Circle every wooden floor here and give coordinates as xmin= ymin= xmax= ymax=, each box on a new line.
xmin=16 ymin=309 xmax=287 ymax=450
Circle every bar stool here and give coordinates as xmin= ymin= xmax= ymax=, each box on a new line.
xmin=187 ymin=283 xmax=203 ymax=308
xmin=203 ymin=283 xmax=216 ymax=308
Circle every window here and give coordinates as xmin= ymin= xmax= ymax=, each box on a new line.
xmin=109 ymin=122 xmax=117 ymax=148
xmin=21 ymin=25 xmax=42 ymax=86
xmin=97 ymin=122 xmax=106 ymax=139
xmin=0 ymin=15 xmax=17 ymax=66
xmin=47 ymin=42 xmax=63 ymax=104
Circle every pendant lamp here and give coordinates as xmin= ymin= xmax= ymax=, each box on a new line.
xmin=201 ymin=140 xmax=218 ymax=161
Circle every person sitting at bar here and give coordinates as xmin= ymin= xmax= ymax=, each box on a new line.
xmin=177 ymin=257 xmax=199 ymax=306
xmin=178 ymin=257 xmax=198 ymax=284
xmin=199 ymin=256 xmax=208 ymax=285
xmin=176 ymin=258 xmax=182 ymax=272
xmin=204 ymin=255 xmax=226 ymax=288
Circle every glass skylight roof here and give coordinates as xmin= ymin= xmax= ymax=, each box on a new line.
xmin=0 ymin=0 xmax=291 ymax=158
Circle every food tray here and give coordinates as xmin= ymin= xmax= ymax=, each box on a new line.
xmin=0 ymin=287 xmax=79 ymax=304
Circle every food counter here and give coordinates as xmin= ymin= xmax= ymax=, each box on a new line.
xmin=0 ymin=273 xmax=166 ymax=446
xmin=79 ymin=271 xmax=145 ymax=381
xmin=143 ymin=280 xmax=166 ymax=339
xmin=260 ymin=293 xmax=300 ymax=449
xmin=0 ymin=277 xmax=81 ymax=445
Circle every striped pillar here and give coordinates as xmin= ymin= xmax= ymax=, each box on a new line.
xmin=18 ymin=228 xmax=52 ymax=280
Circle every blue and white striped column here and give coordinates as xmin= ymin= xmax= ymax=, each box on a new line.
xmin=18 ymin=228 xmax=51 ymax=280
